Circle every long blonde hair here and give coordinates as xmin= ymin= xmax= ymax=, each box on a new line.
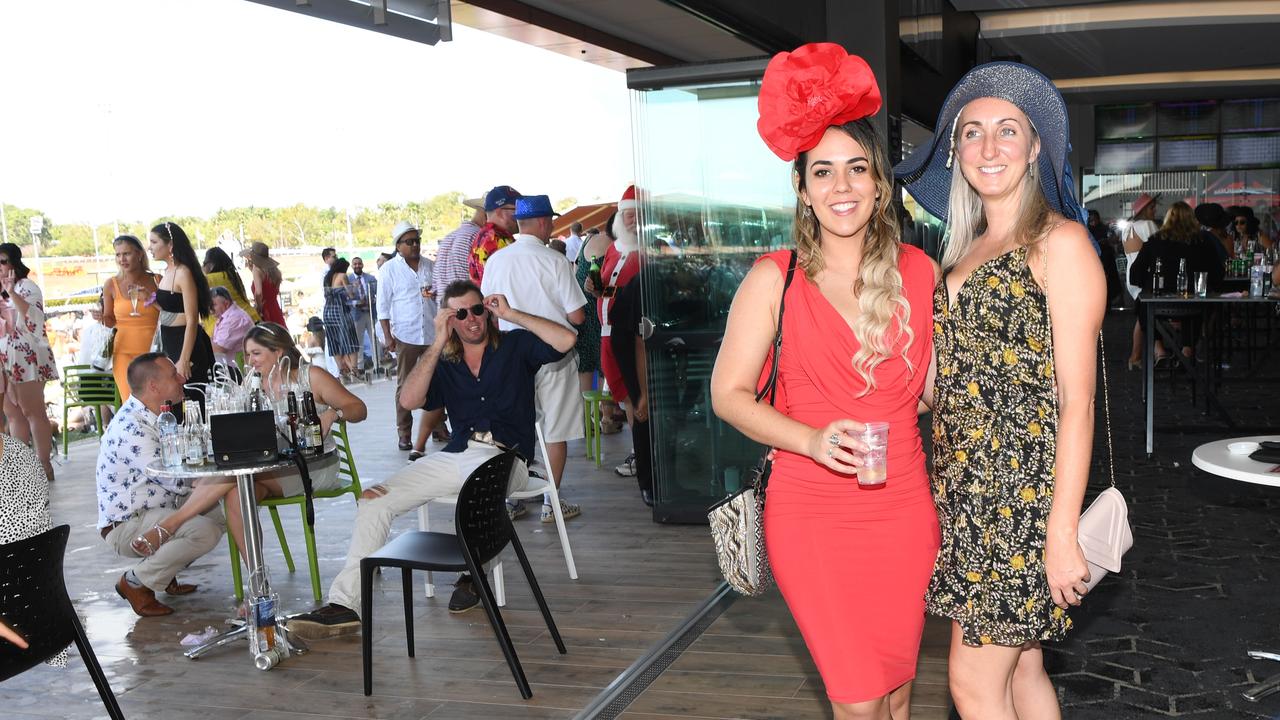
xmin=792 ymin=118 xmax=913 ymax=393
xmin=940 ymin=112 xmax=1052 ymax=269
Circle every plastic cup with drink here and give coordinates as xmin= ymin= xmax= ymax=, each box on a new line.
xmin=856 ymin=421 xmax=889 ymax=486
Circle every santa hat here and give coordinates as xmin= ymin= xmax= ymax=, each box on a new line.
xmin=617 ymin=184 xmax=637 ymax=211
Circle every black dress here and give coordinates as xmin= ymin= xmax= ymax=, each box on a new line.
xmin=155 ymin=288 xmax=215 ymax=388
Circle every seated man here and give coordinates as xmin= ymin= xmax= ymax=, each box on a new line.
xmin=96 ymin=353 xmax=226 ymax=617
xmin=287 ymin=281 xmax=576 ymax=639
xmin=209 ymin=286 xmax=253 ymax=370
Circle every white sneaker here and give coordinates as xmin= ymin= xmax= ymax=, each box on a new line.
xmin=614 ymin=453 xmax=637 ymax=477
xmin=507 ymin=501 xmax=527 ymax=521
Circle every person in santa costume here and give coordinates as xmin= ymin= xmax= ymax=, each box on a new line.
xmin=596 ymin=185 xmax=642 ymax=404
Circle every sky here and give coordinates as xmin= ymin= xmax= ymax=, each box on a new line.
xmin=0 ymin=0 xmax=635 ymax=225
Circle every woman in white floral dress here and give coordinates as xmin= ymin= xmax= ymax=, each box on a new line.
xmin=0 ymin=243 xmax=59 ymax=481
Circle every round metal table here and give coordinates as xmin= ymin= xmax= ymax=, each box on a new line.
xmin=146 ymin=449 xmax=332 ymax=668
xmin=1192 ymin=435 xmax=1280 ymax=702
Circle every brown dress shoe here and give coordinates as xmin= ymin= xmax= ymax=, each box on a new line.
xmin=164 ymin=577 xmax=198 ymax=596
xmin=115 ymin=574 xmax=174 ymax=617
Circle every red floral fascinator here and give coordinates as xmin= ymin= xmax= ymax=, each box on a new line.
xmin=756 ymin=43 xmax=883 ymax=162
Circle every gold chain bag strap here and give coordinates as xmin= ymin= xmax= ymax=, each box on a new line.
xmin=708 ymin=250 xmax=798 ymax=597
xmin=1041 ymin=238 xmax=1134 ymax=593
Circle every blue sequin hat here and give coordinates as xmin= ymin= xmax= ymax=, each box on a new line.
xmin=894 ymin=61 xmax=1083 ymax=224
xmin=513 ymin=195 xmax=560 ymax=220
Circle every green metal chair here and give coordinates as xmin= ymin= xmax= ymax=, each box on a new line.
xmin=228 ymin=420 xmax=363 ymax=603
xmin=580 ymin=388 xmax=613 ymax=467
xmin=61 ymin=365 xmax=121 ymax=455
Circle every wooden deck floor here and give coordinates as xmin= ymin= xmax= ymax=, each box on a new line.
xmin=6 ymin=378 xmax=951 ymax=719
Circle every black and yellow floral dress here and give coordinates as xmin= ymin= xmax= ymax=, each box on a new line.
xmin=929 ymin=246 xmax=1072 ymax=646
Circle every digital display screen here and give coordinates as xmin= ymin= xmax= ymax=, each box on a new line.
xmin=1158 ymin=102 xmax=1219 ymax=137
xmin=1096 ymin=141 xmax=1155 ymax=173
xmin=1222 ymin=133 xmax=1280 ymax=167
xmin=1222 ymin=99 xmax=1280 ymax=134
xmin=1158 ymin=137 xmax=1218 ymax=170
xmin=1096 ymin=105 xmax=1156 ymax=140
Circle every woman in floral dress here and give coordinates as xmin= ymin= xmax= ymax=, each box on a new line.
xmin=896 ymin=62 xmax=1104 ymax=718
xmin=0 ymin=243 xmax=59 ymax=481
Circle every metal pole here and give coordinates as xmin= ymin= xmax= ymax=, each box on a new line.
xmin=29 ymin=231 xmax=44 ymax=289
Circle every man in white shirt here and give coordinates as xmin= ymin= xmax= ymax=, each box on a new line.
xmin=377 ymin=221 xmax=438 ymax=452
xmin=564 ymin=222 xmax=585 ymax=267
xmin=481 ymin=195 xmax=587 ymax=522
xmin=96 ymin=353 xmax=225 ymax=616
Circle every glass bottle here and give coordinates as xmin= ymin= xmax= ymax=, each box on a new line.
xmin=247 ymin=372 xmax=269 ymax=413
xmin=158 ymin=402 xmax=182 ymax=467
xmin=1175 ymin=258 xmax=1188 ymax=298
xmin=1152 ymin=258 xmax=1164 ymax=296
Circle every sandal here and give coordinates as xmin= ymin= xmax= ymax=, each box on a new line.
xmin=131 ymin=525 xmax=174 ymax=557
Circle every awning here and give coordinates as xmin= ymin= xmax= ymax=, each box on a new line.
xmin=554 ymin=203 xmax=615 ymax=237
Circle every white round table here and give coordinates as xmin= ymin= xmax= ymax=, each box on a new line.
xmin=1191 ymin=435 xmax=1280 ymax=702
xmin=1191 ymin=435 xmax=1280 ymax=487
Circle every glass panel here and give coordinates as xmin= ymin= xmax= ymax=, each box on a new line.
xmin=631 ymin=79 xmax=795 ymax=523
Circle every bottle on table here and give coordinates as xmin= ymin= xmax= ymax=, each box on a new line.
xmin=286 ymin=391 xmax=301 ymax=451
xmin=1175 ymin=258 xmax=1189 ymax=298
xmin=247 ymin=371 xmax=269 ymax=413
xmin=1250 ymin=256 xmax=1266 ymax=298
xmin=158 ymin=401 xmax=182 ymax=468
xmin=182 ymin=400 xmax=205 ymax=466
xmin=1152 ymin=257 xmax=1164 ymax=296
xmin=301 ymin=391 xmax=323 ymax=456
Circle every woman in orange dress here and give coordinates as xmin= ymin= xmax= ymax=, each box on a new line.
xmin=102 ymin=235 xmax=160 ymax=401
xmin=711 ymin=44 xmax=940 ymax=719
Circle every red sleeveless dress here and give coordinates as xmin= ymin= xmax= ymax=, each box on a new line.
xmin=760 ymin=246 xmax=940 ymax=703
xmin=256 ymin=276 xmax=287 ymax=326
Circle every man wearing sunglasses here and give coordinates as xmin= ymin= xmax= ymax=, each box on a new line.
xmin=288 ymin=281 xmax=576 ymax=635
xmin=481 ymin=194 xmax=588 ymax=522
xmin=377 ymin=221 xmax=438 ymax=451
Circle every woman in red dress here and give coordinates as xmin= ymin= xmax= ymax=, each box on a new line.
xmin=240 ymin=241 xmax=287 ymax=325
xmin=712 ymin=44 xmax=940 ymax=719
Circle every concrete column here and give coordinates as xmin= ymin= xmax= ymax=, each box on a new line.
xmin=824 ymin=2 xmax=901 ymax=161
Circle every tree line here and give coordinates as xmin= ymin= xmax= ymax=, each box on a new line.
xmin=0 ymin=192 xmax=578 ymax=257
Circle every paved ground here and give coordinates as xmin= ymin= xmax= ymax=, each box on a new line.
xmin=1043 ymin=312 xmax=1280 ymax=718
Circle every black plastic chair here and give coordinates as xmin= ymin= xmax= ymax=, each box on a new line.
xmin=360 ymin=451 xmax=566 ymax=698
xmin=0 ymin=525 xmax=124 ymax=719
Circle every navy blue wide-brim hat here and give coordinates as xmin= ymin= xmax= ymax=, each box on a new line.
xmin=894 ymin=61 xmax=1084 ymax=225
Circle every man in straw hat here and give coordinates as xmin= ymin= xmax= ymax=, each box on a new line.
xmin=377 ymin=221 xmax=437 ymax=452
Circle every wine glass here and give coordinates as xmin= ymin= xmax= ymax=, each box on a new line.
xmin=128 ymin=285 xmax=142 ymax=317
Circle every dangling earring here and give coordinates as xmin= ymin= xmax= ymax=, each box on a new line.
xmin=944 ymin=115 xmax=960 ymax=169
xmin=1028 ymin=161 xmax=1036 ymax=180
xmin=803 ymin=205 xmax=813 ymax=218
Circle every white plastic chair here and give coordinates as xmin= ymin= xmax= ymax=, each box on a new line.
xmin=416 ymin=421 xmax=579 ymax=606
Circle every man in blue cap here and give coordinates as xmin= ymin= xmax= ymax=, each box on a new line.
xmin=481 ymin=195 xmax=587 ymax=523
xmin=467 ymin=185 xmax=521 ymax=285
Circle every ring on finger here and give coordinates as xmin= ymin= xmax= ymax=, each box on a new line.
xmin=826 ymin=447 xmax=835 ymax=457
xmin=828 ymin=433 xmax=839 ymax=446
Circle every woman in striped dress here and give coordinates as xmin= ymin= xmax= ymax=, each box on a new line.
xmin=323 ymin=258 xmax=359 ymax=379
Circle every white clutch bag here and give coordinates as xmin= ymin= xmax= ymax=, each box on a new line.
xmin=1077 ymin=486 xmax=1133 ymax=592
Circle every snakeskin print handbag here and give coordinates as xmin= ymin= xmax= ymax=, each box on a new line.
xmin=708 ymin=251 xmax=797 ymax=597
